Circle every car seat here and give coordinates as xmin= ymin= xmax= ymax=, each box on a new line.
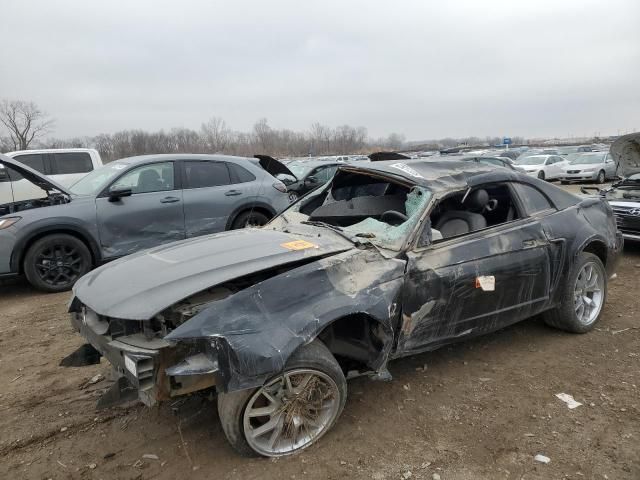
xmin=136 ymin=169 xmax=163 ymax=192
xmin=435 ymin=189 xmax=489 ymax=238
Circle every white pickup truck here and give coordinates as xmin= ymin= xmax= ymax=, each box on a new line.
xmin=0 ymin=148 xmax=103 ymax=204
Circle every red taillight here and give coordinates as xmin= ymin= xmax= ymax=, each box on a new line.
xmin=272 ymin=181 xmax=287 ymax=193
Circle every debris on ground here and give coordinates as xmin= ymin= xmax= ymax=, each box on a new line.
xmin=555 ymin=393 xmax=582 ymax=409
xmin=534 ymin=454 xmax=551 ymax=464
xmin=88 ymin=374 xmax=104 ymax=385
xmin=142 ymin=454 xmax=159 ymax=460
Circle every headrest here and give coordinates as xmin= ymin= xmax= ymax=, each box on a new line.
xmin=465 ymin=189 xmax=489 ymax=210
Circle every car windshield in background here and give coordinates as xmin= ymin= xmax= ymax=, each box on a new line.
xmin=568 ymin=154 xmax=605 ymax=165
xmin=286 ymin=162 xmax=313 ymax=178
xmin=515 ymin=156 xmax=546 ymax=165
xmin=69 ymin=162 xmax=128 ymax=195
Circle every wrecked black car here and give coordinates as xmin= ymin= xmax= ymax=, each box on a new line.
xmin=65 ymin=159 xmax=622 ymax=457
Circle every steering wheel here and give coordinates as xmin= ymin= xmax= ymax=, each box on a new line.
xmin=381 ymin=210 xmax=408 ymax=226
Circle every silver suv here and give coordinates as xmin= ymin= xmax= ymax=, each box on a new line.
xmin=0 ymin=153 xmax=290 ymax=292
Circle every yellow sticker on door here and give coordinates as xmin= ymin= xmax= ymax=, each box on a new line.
xmin=281 ymin=240 xmax=319 ymax=251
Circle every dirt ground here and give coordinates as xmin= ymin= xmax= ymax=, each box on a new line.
xmin=1 ymin=188 xmax=639 ymax=480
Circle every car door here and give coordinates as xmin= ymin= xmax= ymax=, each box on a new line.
xmin=8 ymin=153 xmax=48 ymax=201
xmin=181 ymin=160 xmax=240 ymax=237
xmin=397 ymin=182 xmax=553 ymax=355
xmin=95 ymin=161 xmax=185 ymax=258
xmin=553 ymin=155 xmax=568 ymax=178
xmin=49 ymin=151 xmax=94 ymax=187
xmin=604 ymin=153 xmax=616 ymax=178
xmin=0 ymin=164 xmax=13 ymax=207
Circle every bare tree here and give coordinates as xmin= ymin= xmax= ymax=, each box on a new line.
xmin=0 ymin=99 xmax=55 ymax=150
xmin=201 ymin=116 xmax=230 ymax=153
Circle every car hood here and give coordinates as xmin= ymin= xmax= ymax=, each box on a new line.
xmin=72 ymin=227 xmax=355 ymax=320
xmin=610 ymin=132 xmax=640 ymax=177
xmin=0 ymin=154 xmax=72 ymax=195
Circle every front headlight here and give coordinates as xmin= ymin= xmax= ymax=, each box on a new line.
xmin=0 ymin=217 xmax=21 ymax=229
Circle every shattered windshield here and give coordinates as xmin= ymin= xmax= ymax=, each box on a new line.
xmin=286 ymin=162 xmax=313 ymax=178
xmin=271 ymin=169 xmax=432 ymax=251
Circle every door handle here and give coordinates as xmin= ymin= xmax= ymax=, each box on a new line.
xmin=225 ymin=190 xmax=242 ymax=196
xmin=522 ymin=238 xmax=548 ymax=248
xmin=160 ymin=196 xmax=180 ymax=203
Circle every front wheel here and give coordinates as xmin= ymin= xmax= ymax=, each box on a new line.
xmin=23 ymin=234 xmax=92 ymax=292
xmin=596 ymin=170 xmax=606 ymax=184
xmin=217 ymin=340 xmax=346 ymax=457
xmin=543 ymin=252 xmax=607 ymax=333
xmin=231 ymin=211 xmax=270 ymax=229
xmin=537 ymin=170 xmax=545 ymax=180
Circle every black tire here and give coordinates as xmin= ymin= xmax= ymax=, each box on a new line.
xmin=537 ymin=170 xmax=545 ymax=180
xmin=543 ymin=252 xmax=607 ymax=333
xmin=596 ymin=170 xmax=606 ymax=184
xmin=23 ymin=234 xmax=92 ymax=293
xmin=217 ymin=340 xmax=347 ymax=457
xmin=231 ymin=210 xmax=270 ymax=229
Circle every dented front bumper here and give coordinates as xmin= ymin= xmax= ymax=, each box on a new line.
xmin=64 ymin=307 xmax=219 ymax=408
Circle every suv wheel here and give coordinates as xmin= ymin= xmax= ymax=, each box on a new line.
xmin=23 ymin=234 xmax=92 ymax=293
xmin=217 ymin=340 xmax=346 ymax=457
xmin=543 ymin=252 xmax=607 ymax=333
xmin=231 ymin=211 xmax=270 ymax=229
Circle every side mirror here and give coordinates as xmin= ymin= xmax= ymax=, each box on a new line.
xmin=305 ymin=175 xmax=319 ymax=187
xmin=108 ymin=187 xmax=132 ymax=202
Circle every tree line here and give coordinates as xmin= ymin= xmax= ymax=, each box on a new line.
xmin=1 ymin=98 xmax=528 ymax=162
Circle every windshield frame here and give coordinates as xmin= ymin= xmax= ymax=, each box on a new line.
xmin=567 ymin=153 xmax=606 ymax=165
xmin=515 ymin=156 xmax=547 ymax=166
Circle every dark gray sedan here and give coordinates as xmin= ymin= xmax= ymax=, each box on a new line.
xmin=0 ymin=154 xmax=290 ymax=292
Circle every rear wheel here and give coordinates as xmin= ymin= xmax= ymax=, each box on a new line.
xmin=543 ymin=252 xmax=607 ymax=333
xmin=23 ymin=234 xmax=92 ymax=292
xmin=231 ymin=211 xmax=270 ymax=229
xmin=596 ymin=170 xmax=606 ymax=184
xmin=217 ymin=340 xmax=346 ymax=457
xmin=537 ymin=170 xmax=545 ymax=180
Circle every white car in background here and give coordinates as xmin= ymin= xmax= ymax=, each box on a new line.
xmin=0 ymin=148 xmax=102 ymax=204
xmin=513 ymin=154 xmax=568 ymax=181
xmin=559 ymin=152 xmax=617 ymax=184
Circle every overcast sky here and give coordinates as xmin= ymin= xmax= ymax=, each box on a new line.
xmin=1 ymin=0 xmax=639 ymax=141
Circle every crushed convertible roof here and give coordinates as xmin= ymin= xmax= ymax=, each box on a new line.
xmin=340 ymin=159 xmax=508 ymax=191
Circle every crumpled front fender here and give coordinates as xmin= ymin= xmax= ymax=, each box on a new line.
xmin=166 ymin=249 xmax=406 ymax=392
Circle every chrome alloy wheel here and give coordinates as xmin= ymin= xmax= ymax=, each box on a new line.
xmin=574 ymin=261 xmax=605 ymax=326
xmin=243 ymin=369 xmax=341 ymax=456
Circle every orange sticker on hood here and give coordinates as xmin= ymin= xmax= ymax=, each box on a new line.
xmin=281 ymin=240 xmax=319 ymax=250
